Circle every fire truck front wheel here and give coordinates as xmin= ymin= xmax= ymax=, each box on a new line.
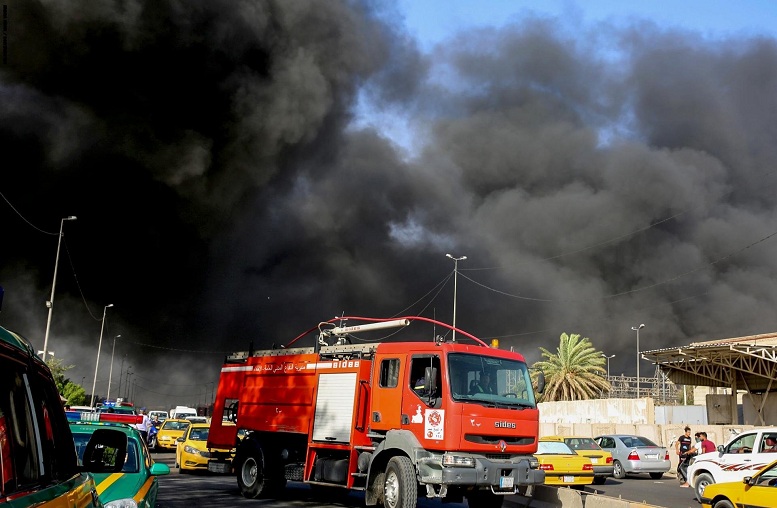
xmin=236 ymin=443 xmax=285 ymax=499
xmin=382 ymin=456 xmax=417 ymax=508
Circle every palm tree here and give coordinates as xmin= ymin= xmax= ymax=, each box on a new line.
xmin=532 ymin=332 xmax=610 ymax=402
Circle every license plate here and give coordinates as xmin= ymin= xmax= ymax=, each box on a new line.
xmin=208 ymin=461 xmax=230 ymax=473
xmin=590 ymin=458 xmax=599 ymax=464
xmin=563 ymin=475 xmax=575 ymax=482
xmin=645 ymin=453 xmax=658 ymax=459
xmin=499 ymin=476 xmax=514 ymax=488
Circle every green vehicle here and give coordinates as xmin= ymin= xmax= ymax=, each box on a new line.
xmin=0 ymin=296 xmax=128 ymax=507
xmin=70 ymin=421 xmax=170 ymax=508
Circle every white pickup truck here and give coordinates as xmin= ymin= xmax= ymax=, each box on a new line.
xmin=687 ymin=427 xmax=777 ymax=502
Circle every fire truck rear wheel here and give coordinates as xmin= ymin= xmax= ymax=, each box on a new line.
xmin=237 ymin=445 xmax=285 ymax=499
xmin=383 ymin=456 xmax=417 ymax=508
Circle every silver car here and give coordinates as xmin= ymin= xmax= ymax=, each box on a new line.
xmin=594 ymin=434 xmax=671 ymax=479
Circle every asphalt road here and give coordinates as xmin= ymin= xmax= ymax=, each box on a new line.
xmin=151 ymin=452 xmax=698 ymax=508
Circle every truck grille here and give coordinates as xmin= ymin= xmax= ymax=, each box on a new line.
xmin=464 ymin=434 xmax=534 ymax=446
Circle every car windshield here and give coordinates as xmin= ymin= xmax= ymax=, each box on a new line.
xmin=537 ymin=441 xmax=574 ymax=454
xmin=448 ymin=353 xmax=537 ymax=407
xmin=73 ymin=431 xmax=140 ymax=473
xmin=565 ymin=438 xmax=601 ymax=450
xmin=163 ymin=420 xmax=190 ymax=430
xmin=620 ymin=436 xmax=657 ymax=447
xmin=189 ymin=428 xmax=209 ymax=441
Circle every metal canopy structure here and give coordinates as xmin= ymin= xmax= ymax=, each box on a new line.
xmin=642 ymin=331 xmax=777 ymax=424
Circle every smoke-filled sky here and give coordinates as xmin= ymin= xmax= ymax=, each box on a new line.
xmin=3 ymin=0 xmax=777 ymax=410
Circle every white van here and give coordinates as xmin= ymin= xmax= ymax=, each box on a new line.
xmin=170 ymin=405 xmax=197 ymax=419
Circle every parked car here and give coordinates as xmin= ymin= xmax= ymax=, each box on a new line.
xmin=0 ymin=317 xmax=128 ymax=507
xmin=700 ymin=456 xmax=777 ymax=508
xmin=594 ymin=434 xmax=671 ymax=479
xmin=71 ymin=420 xmax=170 ymax=507
xmin=175 ymin=422 xmax=236 ymax=473
xmin=534 ymin=438 xmax=595 ymax=489
xmin=687 ymin=427 xmax=777 ymax=502
xmin=156 ymin=418 xmax=192 ymax=451
xmin=543 ymin=435 xmax=613 ymax=484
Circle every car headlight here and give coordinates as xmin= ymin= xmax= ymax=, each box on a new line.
xmin=442 ymin=453 xmax=475 ymax=467
xmin=688 ymin=457 xmax=696 ymax=466
xmin=105 ymin=499 xmax=138 ymax=508
xmin=184 ymin=445 xmax=203 ymax=455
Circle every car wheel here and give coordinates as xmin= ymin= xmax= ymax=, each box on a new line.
xmin=712 ymin=500 xmax=734 ymax=508
xmin=694 ymin=472 xmax=714 ymax=503
xmin=649 ymin=472 xmax=663 ymax=479
xmin=592 ymin=476 xmax=606 ymax=485
xmin=612 ymin=460 xmax=626 ymax=479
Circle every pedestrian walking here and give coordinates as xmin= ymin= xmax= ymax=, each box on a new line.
xmin=677 ymin=426 xmax=693 ymax=487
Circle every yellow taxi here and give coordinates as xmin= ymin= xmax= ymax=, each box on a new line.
xmin=175 ymin=422 xmax=236 ymax=473
xmin=542 ymin=435 xmax=614 ymax=485
xmin=155 ymin=418 xmax=191 ymax=451
xmin=534 ymin=438 xmax=595 ymax=489
xmin=701 ymin=457 xmax=777 ymax=508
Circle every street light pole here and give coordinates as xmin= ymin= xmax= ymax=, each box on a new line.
xmin=446 ymin=253 xmax=467 ymax=342
xmin=106 ymin=335 xmax=121 ymax=402
xmin=601 ymin=353 xmax=615 ymax=379
xmin=41 ymin=215 xmax=77 ymax=363
xmin=631 ymin=324 xmax=645 ymax=398
xmin=90 ymin=304 xmax=114 ymax=408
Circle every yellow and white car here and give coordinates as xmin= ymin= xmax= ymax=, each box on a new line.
xmin=701 ymin=457 xmax=777 ymax=508
xmin=156 ymin=418 xmax=191 ymax=451
xmin=534 ymin=438 xmax=595 ymax=489
xmin=542 ymin=435 xmax=613 ymax=485
xmin=175 ymin=422 xmax=236 ymax=473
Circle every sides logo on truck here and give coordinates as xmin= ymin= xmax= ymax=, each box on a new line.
xmin=495 ymin=421 xmax=516 ymax=429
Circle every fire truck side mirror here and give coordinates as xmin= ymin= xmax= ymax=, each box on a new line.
xmin=424 ymin=366 xmax=438 ymax=395
xmin=535 ymin=371 xmax=545 ymax=394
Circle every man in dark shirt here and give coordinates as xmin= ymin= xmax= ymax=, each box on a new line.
xmin=677 ymin=426 xmax=693 ymax=487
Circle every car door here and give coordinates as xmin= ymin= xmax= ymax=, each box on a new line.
xmin=711 ymin=431 xmax=765 ymax=483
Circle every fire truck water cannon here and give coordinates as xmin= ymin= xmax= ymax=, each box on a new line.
xmin=207 ymin=315 xmax=546 ymax=508
xmin=318 ymin=318 xmax=411 ymax=346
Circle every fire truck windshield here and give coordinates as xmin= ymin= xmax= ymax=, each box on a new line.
xmin=448 ymin=353 xmax=537 ymax=407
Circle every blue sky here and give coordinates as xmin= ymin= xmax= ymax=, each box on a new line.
xmin=398 ymin=0 xmax=777 ymax=48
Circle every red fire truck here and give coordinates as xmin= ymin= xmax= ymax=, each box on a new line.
xmin=207 ymin=316 xmax=546 ymax=508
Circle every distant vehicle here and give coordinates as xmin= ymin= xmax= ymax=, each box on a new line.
xmin=156 ymin=418 xmax=192 ymax=451
xmin=71 ymin=420 xmax=170 ymax=507
xmin=534 ymin=438 xmax=595 ymax=489
xmin=0 ymin=308 xmax=127 ymax=507
xmin=542 ymin=435 xmax=613 ymax=485
xmin=594 ymin=434 xmax=671 ymax=479
xmin=186 ymin=415 xmax=209 ymax=424
xmin=149 ymin=410 xmax=169 ymax=423
xmin=700 ymin=457 xmax=777 ymax=508
xmin=687 ymin=427 xmax=777 ymax=502
xmin=176 ymin=422 xmax=236 ymax=473
xmin=169 ymin=405 xmax=198 ymax=420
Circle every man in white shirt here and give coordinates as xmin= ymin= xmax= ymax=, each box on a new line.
xmin=136 ymin=409 xmax=152 ymax=443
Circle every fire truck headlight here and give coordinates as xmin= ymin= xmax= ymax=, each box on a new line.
xmin=529 ymin=457 xmax=540 ymax=469
xmin=442 ymin=454 xmax=475 ymax=467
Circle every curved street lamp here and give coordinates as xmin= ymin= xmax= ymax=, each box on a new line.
xmin=446 ymin=253 xmax=467 ymax=341
xmin=90 ymin=304 xmax=114 ymax=407
xmin=632 ymin=324 xmax=645 ymax=398
xmin=41 ymin=215 xmax=76 ymax=363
